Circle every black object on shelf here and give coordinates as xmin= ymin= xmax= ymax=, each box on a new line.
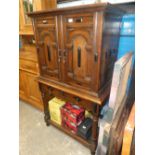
xmin=77 ymin=118 xmax=93 ymax=140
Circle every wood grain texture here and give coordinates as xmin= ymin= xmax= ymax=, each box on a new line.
xmin=37 ymin=76 xmax=110 ymax=105
xmin=19 ymin=0 xmax=33 ymax=34
xmin=19 ymin=59 xmax=39 ymax=74
xmin=19 ymin=0 xmax=57 ymax=34
xmin=19 ymin=36 xmax=43 ymax=110
xmin=41 ymin=0 xmax=57 ymax=10
xmin=19 ymin=70 xmax=43 ymax=111
xmin=121 ymin=103 xmax=135 ymax=155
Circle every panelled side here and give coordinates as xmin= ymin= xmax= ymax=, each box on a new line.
xmin=99 ymin=12 xmax=123 ymax=92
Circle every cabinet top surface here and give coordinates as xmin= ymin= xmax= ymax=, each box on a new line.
xmin=28 ymin=3 xmax=124 ymax=17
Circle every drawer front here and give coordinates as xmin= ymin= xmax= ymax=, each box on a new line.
xmin=65 ymin=13 xmax=93 ymax=24
xmin=19 ymin=59 xmax=39 ymax=74
xmin=35 ymin=16 xmax=55 ymax=26
xmin=47 ymin=87 xmax=94 ymax=111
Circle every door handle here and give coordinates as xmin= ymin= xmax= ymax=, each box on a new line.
xmin=47 ymin=45 xmax=51 ymax=61
xmin=94 ymin=52 xmax=98 ymax=62
xmin=77 ymin=47 xmax=81 ymax=67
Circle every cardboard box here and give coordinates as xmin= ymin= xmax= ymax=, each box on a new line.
xmin=61 ymin=102 xmax=85 ymax=133
xmin=48 ymin=97 xmax=66 ymax=125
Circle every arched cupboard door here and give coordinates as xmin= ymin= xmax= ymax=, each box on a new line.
xmin=63 ymin=14 xmax=95 ymax=90
xmin=35 ymin=16 xmax=60 ymax=81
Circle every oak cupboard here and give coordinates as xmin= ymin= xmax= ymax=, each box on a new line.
xmin=28 ymin=3 xmax=125 ymax=154
xmin=19 ymin=0 xmax=57 ymax=110
xmin=19 ymin=35 xmax=43 ymax=110
xmin=19 ymin=69 xmax=43 ymax=110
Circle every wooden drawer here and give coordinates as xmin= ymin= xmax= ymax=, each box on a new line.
xmin=35 ymin=16 xmax=55 ymax=26
xmin=19 ymin=59 xmax=39 ymax=74
xmin=65 ymin=13 xmax=93 ymax=24
xmin=19 ymin=51 xmax=38 ymax=62
xmin=46 ymin=86 xmax=94 ymax=111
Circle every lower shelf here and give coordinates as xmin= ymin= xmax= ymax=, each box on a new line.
xmin=49 ymin=119 xmax=92 ymax=149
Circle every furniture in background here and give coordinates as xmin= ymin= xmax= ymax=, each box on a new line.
xmin=19 ymin=0 xmax=57 ymax=35
xmin=96 ymin=52 xmax=133 ymax=155
xmin=19 ymin=0 xmax=57 ymax=110
xmin=121 ymin=103 xmax=135 ymax=155
xmin=19 ymin=35 xmax=43 ymax=110
xmin=28 ymin=3 xmax=125 ymax=154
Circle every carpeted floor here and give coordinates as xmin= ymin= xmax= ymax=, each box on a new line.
xmin=19 ymin=100 xmax=90 ymax=155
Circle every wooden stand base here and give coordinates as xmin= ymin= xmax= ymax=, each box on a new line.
xmin=39 ymin=82 xmax=109 ymax=154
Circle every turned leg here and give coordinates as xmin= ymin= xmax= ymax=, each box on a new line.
xmin=39 ymin=84 xmax=51 ymax=126
xmin=44 ymin=110 xmax=50 ymax=126
xmin=91 ymin=150 xmax=96 ymax=155
xmin=90 ymin=104 xmax=100 ymax=155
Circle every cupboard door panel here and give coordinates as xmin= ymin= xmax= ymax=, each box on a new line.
xmin=19 ymin=70 xmax=43 ymax=110
xmin=63 ymin=14 xmax=95 ymax=89
xmin=35 ymin=18 xmax=60 ymax=81
xmin=26 ymin=72 xmax=42 ymax=104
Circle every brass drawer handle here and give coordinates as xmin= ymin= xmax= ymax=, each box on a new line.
xmin=42 ymin=20 xmax=48 ymax=24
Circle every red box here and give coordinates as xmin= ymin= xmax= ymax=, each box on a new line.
xmin=61 ymin=102 xmax=85 ymax=133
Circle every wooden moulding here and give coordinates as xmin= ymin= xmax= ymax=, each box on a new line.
xmin=37 ymin=76 xmax=110 ymax=105
xmin=121 ymin=103 xmax=135 ymax=155
xmin=28 ymin=3 xmax=125 ymax=17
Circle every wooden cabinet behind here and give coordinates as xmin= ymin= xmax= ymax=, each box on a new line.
xmin=19 ymin=1 xmax=57 ymax=109
xmin=19 ymin=35 xmax=43 ymax=110
xmin=19 ymin=0 xmax=57 ymax=35
xmin=19 ymin=70 xmax=43 ymax=110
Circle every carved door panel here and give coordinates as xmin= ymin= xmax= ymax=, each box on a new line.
xmin=36 ymin=18 xmax=60 ymax=81
xmin=63 ymin=14 xmax=95 ymax=89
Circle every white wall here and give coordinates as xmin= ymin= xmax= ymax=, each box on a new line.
xmin=57 ymin=0 xmax=135 ymax=8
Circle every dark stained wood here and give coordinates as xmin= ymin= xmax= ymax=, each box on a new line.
xmin=90 ymin=104 xmax=100 ymax=154
xmin=63 ymin=13 xmax=95 ymax=89
xmin=28 ymin=3 xmax=125 ymax=17
xmin=50 ymin=119 xmax=92 ymax=148
xmin=37 ymin=76 xmax=110 ymax=105
xmin=29 ymin=3 xmax=124 ymax=94
xmin=28 ymin=3 xmax=125 ymax=154
xmin=35 ymin=19 xmax=60 ymax=80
